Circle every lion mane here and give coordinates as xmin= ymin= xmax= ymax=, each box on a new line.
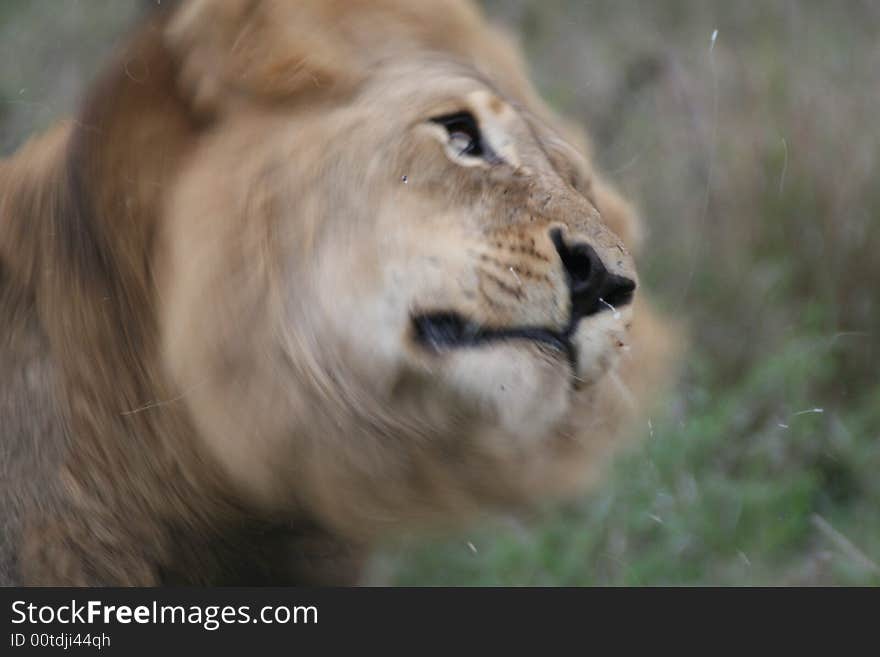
xmin=0 ymin=0 xmax=676 ymax=585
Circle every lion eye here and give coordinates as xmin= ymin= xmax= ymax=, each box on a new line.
xmin=431 ymin=111 xmax=485 ymax=158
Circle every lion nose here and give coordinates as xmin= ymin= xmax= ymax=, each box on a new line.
xmin=549 ymin=228 xmax=636 ymax=321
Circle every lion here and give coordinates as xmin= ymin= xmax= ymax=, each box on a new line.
xmin=0 ymin=0 xmax=676 ymax=585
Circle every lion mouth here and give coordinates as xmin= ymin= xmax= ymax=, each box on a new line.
xmin=411 ymin=312 xmax=579 ymax=371
xmin=411 ymin=253 xmax=635 ymax=375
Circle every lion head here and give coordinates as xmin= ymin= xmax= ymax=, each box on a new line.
xmin=151 ymin=0 xmax=655 ymax=540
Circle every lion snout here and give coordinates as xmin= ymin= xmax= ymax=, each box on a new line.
xmin=548 ymin=227 xmax=636 ymax=325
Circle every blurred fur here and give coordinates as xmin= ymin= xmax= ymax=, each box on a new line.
xmin=0 ymin=0 xmax=676 ymax=585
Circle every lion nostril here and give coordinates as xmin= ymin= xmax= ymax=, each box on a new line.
xmin=549 ymin=229 xmax=601 ymax=296
xmin=602 ymin=274 xmax=636 ymax=308
xmin=549 ymin=228 xmax=636 ymax=322
xmin=562 ymin=243 xmax=599 ymax=295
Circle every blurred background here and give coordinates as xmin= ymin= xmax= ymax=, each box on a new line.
xmin=2 ymin=0 xmax=878 ymax=585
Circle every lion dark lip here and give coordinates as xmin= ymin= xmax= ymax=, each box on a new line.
xmin=411 ymin=311 xmax=580 ymax=372
xmin=411 ymin=238 xmax=636 ymax=377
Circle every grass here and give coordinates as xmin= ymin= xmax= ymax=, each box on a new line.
xmin=2 ymin=0 xmax=878 ymax=585
xmin=0 ymin=0 xmax=138 ymax=154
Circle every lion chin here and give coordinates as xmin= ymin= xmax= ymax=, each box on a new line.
xmin=0 ymin=0 xmax=678 ymax=586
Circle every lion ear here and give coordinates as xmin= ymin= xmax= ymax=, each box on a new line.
xmin=165 ymin=0 xmax=360 ymax=115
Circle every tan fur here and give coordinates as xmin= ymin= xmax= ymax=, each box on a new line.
xmin=0 ymin=0 xmax=676 ymax=585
